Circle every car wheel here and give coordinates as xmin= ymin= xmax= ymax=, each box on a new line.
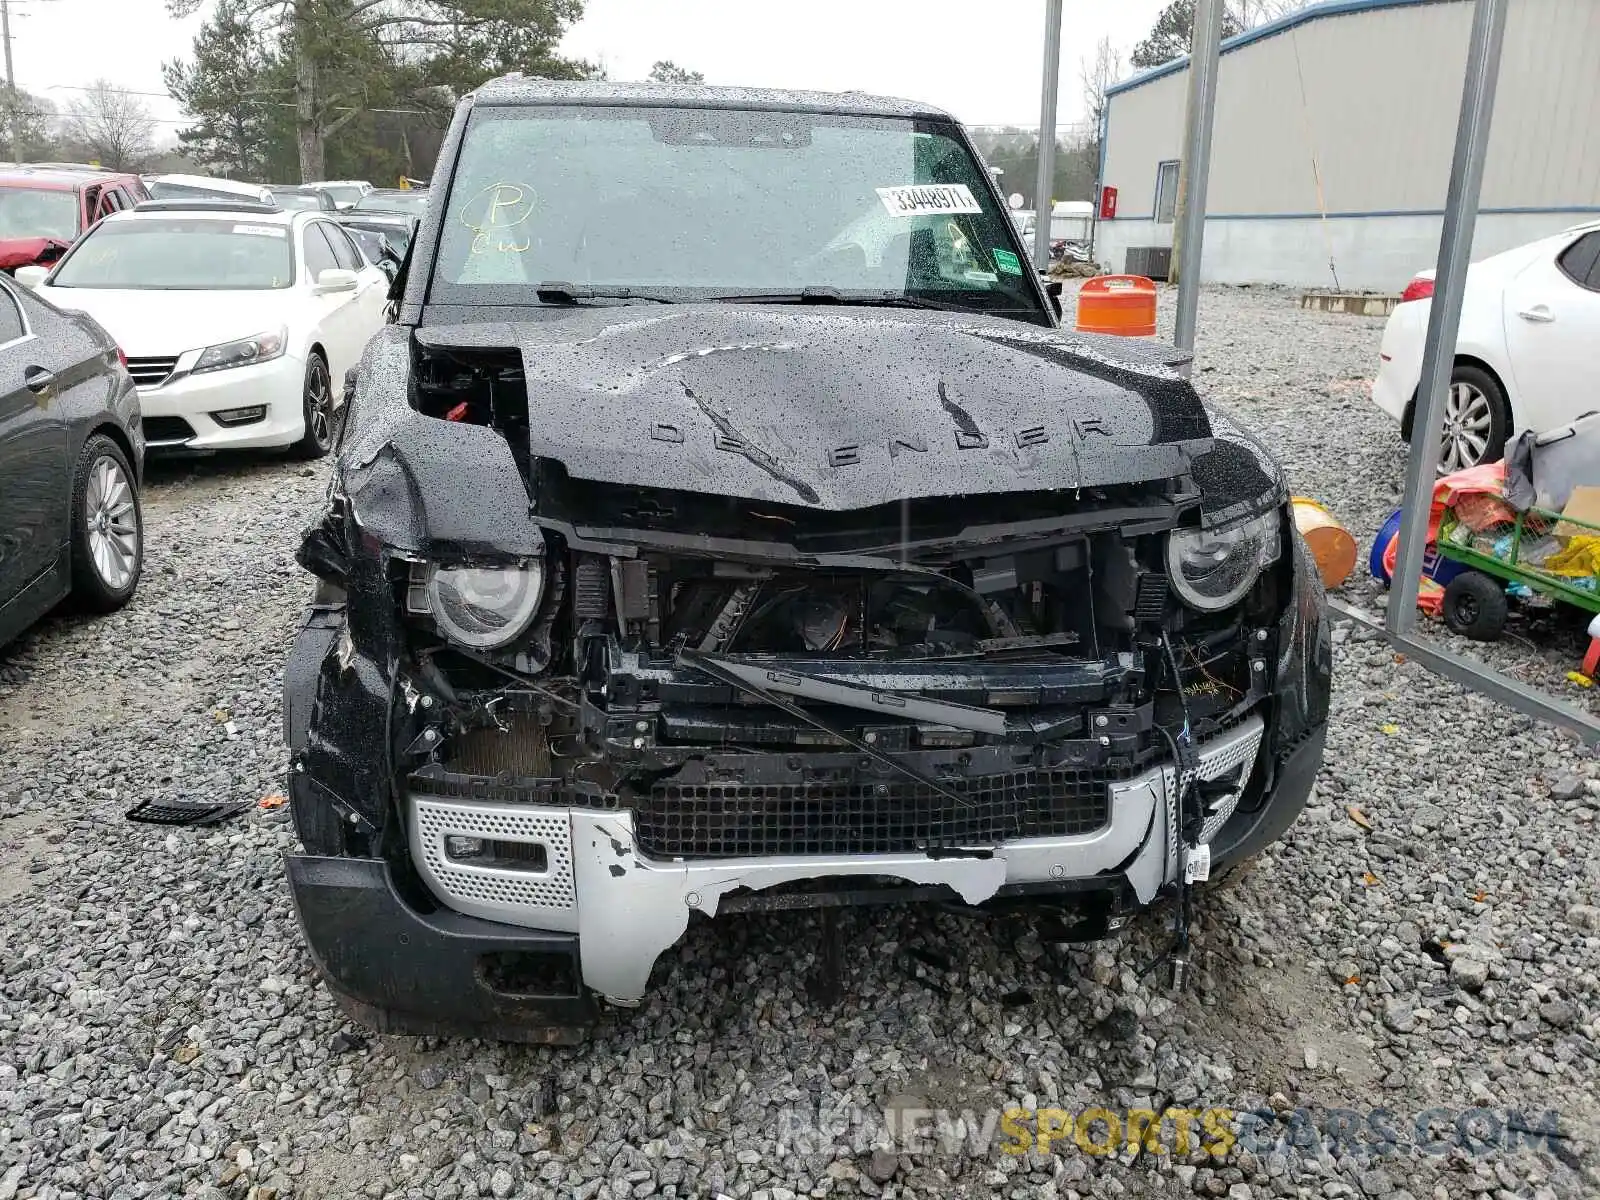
xmin=291 ymin=352 xmax=335 ymax=460
xmin=1435 ymin=364 xmax=1508 ymax=474
xmin=70 ymin=434 xmax=143 ymax=613
xmin=1442 ymin=570 xmax=1508 ymax=641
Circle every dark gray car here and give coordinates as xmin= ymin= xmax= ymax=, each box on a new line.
xmin=0 ymin=273 xmax=144 ymax=648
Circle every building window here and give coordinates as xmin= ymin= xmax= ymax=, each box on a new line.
xmin=1154 ymin=160 xmax=1180 ymax=224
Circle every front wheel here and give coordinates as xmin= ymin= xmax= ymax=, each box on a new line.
xmin=70 ymin=434 xmax=143 ymax=612
xmin=291 ymin=353 xmax=335 ymax=460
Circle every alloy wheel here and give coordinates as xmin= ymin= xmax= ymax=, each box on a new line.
xmin=85 ymin=455 xmax=138 ymax=591
xmin=306 ymin=360 xmax=333 ymax=449
xmin=1437 ymin=381 xmax=1493 ymax=473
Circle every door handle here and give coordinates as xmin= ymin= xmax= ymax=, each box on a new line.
xmin=1517 ymin=304 xmax=1555 ymax=323
xmin=23 ymin=365 xmax=56 ymax=393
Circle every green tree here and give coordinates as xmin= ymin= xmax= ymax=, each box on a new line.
xmin=0 ymin=86 xmax=61 ymax=162
xmin=165 ymin=0 xmax=594 ymax=183
xmin=647 ymin=60 xmax=704 ymax=84
xmin=1130 ymin=0 xmax=1243 ymax=70
xmin=162 ymin=0 xmax=282 ymax=180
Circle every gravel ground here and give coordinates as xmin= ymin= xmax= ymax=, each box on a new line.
xmin=2 ymin=288 xmax=1597 ymax=1200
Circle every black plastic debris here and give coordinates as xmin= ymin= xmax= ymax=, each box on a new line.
xmin=125 ymin=798 xmax=253 ymax=826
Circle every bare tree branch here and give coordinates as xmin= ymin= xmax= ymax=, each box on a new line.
xmin=62 ymin=79 xmax=157 ymax=171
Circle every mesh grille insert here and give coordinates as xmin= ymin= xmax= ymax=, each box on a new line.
xmin=633 ymin=766 xmax=1128 ymax=859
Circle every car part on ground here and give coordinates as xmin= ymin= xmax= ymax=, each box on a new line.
xmin=282 ymin=79 xmax=1331 ymax=1040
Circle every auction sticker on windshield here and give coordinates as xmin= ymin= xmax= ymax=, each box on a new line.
xmin=233 ymin=224 xmax=288 ymax=238
xmin=876 ymin=184 xmax=984 ymax=217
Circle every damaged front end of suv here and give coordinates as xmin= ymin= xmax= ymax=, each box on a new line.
xmin=282 ymin=81 xmax=1329 ymax=1042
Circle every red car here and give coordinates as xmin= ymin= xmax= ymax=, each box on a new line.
xmin=0 ymin=165 xmax=149 ymax=273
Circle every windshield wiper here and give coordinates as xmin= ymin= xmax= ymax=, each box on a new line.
xmin=706 ymin=287 xmax=979 ymax=312
xmin=535 ymin=281 xmax=676 ymax=305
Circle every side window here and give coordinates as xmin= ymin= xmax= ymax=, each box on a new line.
xmin=1556 ymin=231 xmax=1600 ymax=292
xmin=0 ymin=284 xmax=27 ymax=344
xmin=324 ymin=223 xmax=364 ymax=271
xmin=81 ymin=186 xmax=100 ymax=227
xmin=99 ymin=189 xmax=124 ymax=216
xmin=303 ymin=224 xmax=339 ymax=279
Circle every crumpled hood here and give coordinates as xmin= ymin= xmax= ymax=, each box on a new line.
xmin=420 ymin=305 xmax=1214 ymax=510
xmin=0 ymin=237 xmax=67 ymax=272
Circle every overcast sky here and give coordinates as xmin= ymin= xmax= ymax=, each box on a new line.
xmin=13 ymin=0 xmax=1173 ymax=140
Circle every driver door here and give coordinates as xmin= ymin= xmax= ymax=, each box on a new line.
xmin=0 ymin=281 xmax=68 ymax=617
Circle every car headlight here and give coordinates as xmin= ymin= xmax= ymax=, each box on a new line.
xmin=1166 ymin=511 xmax=1281 ymax=612
xmin=426 ymin=562 xmax=545 ymax=650
xmin=192 ymin=329 xmax=287 ymax=374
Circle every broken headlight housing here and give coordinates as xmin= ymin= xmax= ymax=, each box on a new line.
xmin=1166 ymin=510 xmax=1280 ymax=612
xmin=425 ymin=562 xmax=545 ymax=649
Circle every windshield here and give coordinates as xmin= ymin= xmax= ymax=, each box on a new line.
xmin=277 ymin=191 xmax=325 ymax=212
xmin=344 ymin=221 xmax=411 ymax=259
xmin=51 ymin=218 xmax=294 ymax=290
xmin=432 ymin=105 xmax=1044 ymax=316
xmin=0 ymin=187 xmax=79 ymax=241
xmin=354 ymin=191 xmax=426 ymax=217
xmin=147 ymin=179 xmax=262 ymax=203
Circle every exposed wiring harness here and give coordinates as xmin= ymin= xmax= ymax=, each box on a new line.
xmin=1139 ymin=632 xmax=1206 ymax=989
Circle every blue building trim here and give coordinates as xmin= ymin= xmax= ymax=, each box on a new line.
xmin=1104 ymin=206 xmax=1600 ymax=222
xmin=1106 ymin=0 xmax=1452 ymax=99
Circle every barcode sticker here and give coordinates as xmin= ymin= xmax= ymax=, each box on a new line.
xmin=875 ymin=184 xmax=983 ymax=217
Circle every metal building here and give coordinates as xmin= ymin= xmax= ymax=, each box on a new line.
xmin=1096 ymin=0 xmax=1600 ymax=291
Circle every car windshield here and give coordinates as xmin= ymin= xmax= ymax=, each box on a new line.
xmin=147 ymin=180 xmax=259 ymax=203
xmin=344 ymin=221 xmax=411 ymax=259
xmin=0 ymin=187 xmax=79 ymax=241
xmin=277 ymin=191 xmax=325 ymax=211
xmin=354 ymin=191 xmax=426 ymax=217
xmin=432 ymin=105 xmax=1044 ymax=315
xmin=51 ymin=218 xmax=294 ymax=290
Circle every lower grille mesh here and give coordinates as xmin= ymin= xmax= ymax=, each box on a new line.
xmin=634 ymin=766 xmax=1128 ymax=859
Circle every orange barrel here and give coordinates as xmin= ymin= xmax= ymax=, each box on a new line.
xmin=1075 ymin=274 xmax=1158 ymax=337
xmin=1292 ymin=497 xmax=1357 ymax=589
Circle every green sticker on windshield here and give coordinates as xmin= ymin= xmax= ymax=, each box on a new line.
xmin=993 ymin=248 xmax=1023 ymax=275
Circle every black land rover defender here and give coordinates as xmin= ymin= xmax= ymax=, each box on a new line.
xmin=283 ymin=79 xmax=1330 ymax=1042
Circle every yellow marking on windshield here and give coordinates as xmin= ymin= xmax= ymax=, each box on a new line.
xmin=461 ymin=182 xmax=536 ymax=256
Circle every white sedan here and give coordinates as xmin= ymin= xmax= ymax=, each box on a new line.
xmin=1372 ymin=220 xmax=1600 ymax=472
xmin=17 ymin=202 xmax=389 ymax=456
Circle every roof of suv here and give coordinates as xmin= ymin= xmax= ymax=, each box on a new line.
xmin=468 ymin=77 xmax=954 ymax=121
xmin=0 ymin=165 xmax=134 ymax=191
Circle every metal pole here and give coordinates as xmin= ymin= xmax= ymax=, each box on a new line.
xmin=1172 ymin=0 xmax=1226 ymax=351
xmin=1032 ymin=0 xmax=1063 ymax=271
xmin=1 ymin=0 xmax=19 ymax=164
xmin=1387 ymin=0 xmax=1507 ymax=638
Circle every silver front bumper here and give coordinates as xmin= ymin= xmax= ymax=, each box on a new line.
xmin=408 ymin=715 xmax=1264 ymax=1001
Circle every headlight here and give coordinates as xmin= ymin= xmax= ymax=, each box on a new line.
xmin=426 ymin=562 xmax=544 ymax=649
xmin=1166 ymin=511 xmax=1281 ymax=612
xmin=192 ymin=328 xmax=286 ymax=374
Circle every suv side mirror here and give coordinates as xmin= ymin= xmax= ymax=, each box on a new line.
xmin=314 ymin=268 xmax=359 ymax=294
xmin=14 ymin=265 xmax=49 ymax=289
xmin=1044 ymin=278 xmax=1064 ymax=321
